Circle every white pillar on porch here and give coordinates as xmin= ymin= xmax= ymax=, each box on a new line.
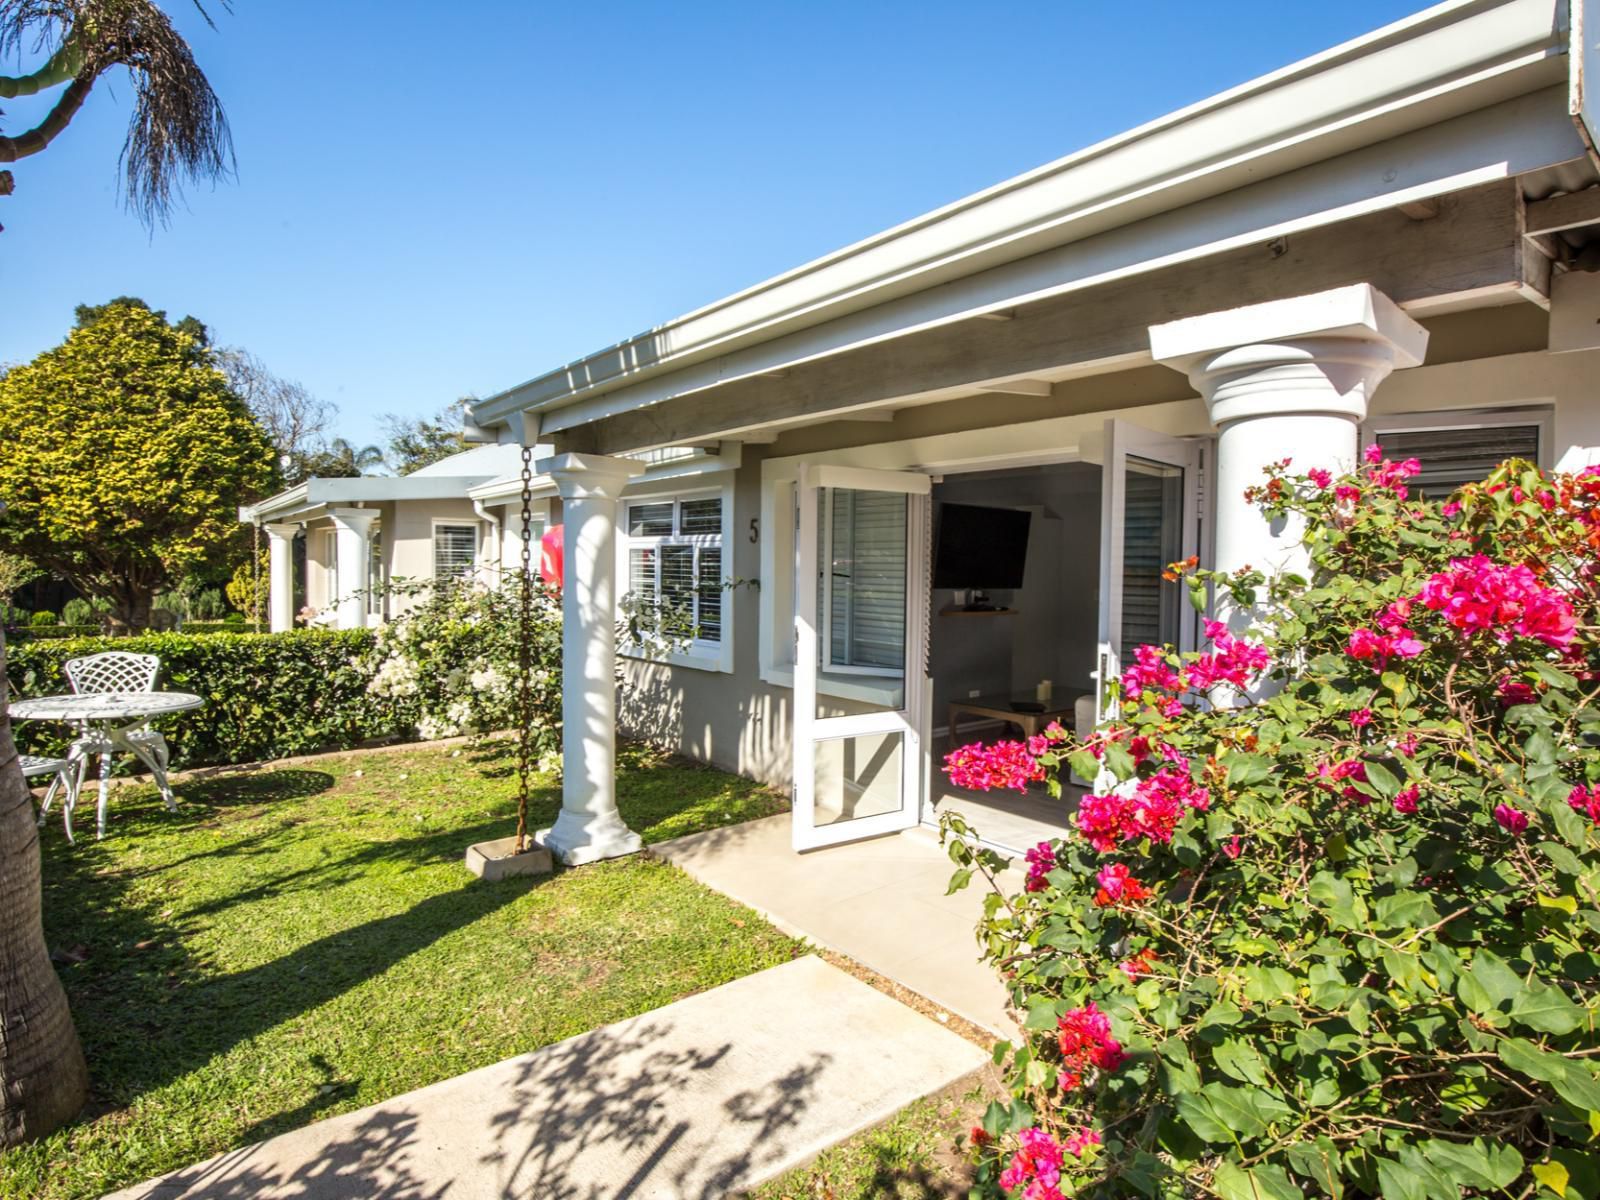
xmin=327 ymin=507 xmax=378 ymax=631
xmin=1150 ymin=283 xmax=1429 ymax=594
xmin=536 ymin=451 xmax=647 ymax=865
xmin=263 ymin=522 xmax=299 ymax=633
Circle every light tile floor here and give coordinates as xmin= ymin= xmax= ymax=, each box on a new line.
xmin=653 ymin=815 xmax=1019 ymax=1036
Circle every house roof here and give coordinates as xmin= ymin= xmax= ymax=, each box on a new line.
xmin=470 ymin=0 xmax=1579 ymax=437
xmin=238 ymin=443 xmax=545 ymax=524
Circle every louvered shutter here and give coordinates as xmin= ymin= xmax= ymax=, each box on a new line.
xmin=828 ymin=490 xmax=907 ymax=671
xmin=1373 ymin=424 xmax=1541 ymax=497
xmin=1119 ymin=461 xmax=1182 ymax=651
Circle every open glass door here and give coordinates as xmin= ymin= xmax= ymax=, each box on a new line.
xmin=793 ymin=463 xmax=932 ymax=851
xmin=1095 ymin=421 xmax=1206 ymax=722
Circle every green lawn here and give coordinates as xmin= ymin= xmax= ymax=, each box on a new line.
xmin=1 ymin=741 xmax=796 ymax=1200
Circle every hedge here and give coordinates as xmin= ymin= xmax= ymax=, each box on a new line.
xmin=7 ymin=625 xmax=105 ymax=641
xmin=5 ymin=629 xmax=403 ymax=769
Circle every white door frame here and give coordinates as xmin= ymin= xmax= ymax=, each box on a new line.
xmin=792 ymin=462 xmax=932 ymax=851
xmin=1095 ymin=419 xmax=1208 ymax=723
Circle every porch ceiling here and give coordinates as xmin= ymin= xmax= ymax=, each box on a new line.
xmin=551 ymin=178 xmax=1550 ymax=457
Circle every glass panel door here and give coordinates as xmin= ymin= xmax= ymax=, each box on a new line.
xmin=1096 ymin=421 xmax=1204 ymax=723
xmin=793 ymin=463 xmax=931 ymax=851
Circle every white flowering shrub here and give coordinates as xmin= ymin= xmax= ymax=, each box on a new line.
xmin=363 ymin=575 xmax=563 ymax=751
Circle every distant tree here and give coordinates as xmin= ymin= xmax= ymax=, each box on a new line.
xmin=301 ymin=437 xmax=386 ymax=479
xmin=0 ymin=0 xmax=232 ymax=227
xmin=215 ymin=347 xmax=338 ymax=484
xmin=225 ymin=549 xmax=267 ymax=623
xmin=0 ymin=299 xmax=276 ymax=633
xmin=0 ymin=551 xmax=39 ymax=624
xmin=383 ymin=399 xmax=471 ymax=475
xmin=74 ymin=295 xmax=207 ymax=344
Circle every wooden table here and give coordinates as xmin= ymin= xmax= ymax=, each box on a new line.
xmin=946 ymin=691 xmax=1086 ymax=743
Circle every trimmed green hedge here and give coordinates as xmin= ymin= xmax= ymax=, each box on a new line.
xmin=6 ymin=629 xmax=402 ymax=768
xmin=8 ymin=625 xmax=104 ymax=641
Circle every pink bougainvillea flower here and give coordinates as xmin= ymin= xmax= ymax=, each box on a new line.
xmin=1493 ymin=803 xmax=1529 ymax=835
xmin=1119 ymin=946 xmax=1159 ymax=980
xmin=1497 ymin=677 xmax=1539 ymax=707
xmin=1568 ymin=784 xmax=1600 ymax=823
xmin=944 ymin=740 xmax=1044 ymax=794
xmin=1093 ymin=861 xmax=1152 ymax=907
xmin=1416 ymin=555 xmax=1577 ymax=650
xmin=1393 ymin=784 xmax=1420 ymax=814
xmin=1223 ymin=835 xmax=1244 ymax=859
xmin=1056 ymin=1002 xmax=1126 ymax=1089
xmin=1348 ymin=707 xmax=1373 ymax=729
xmin=1335 ymin=484 xmax=1362 ymax=506
xmin=1077 ymin=767 xmax=1212 ymax=851
xmin=1121 ymin=643 xmax=1182 ymax=700
xmin=1062 ymin=1127 xmax=1101 ymax=1159
xmin=1023 ymin=841 xmax=1060 ymax=893
xmin=1397 ymin=733 xmax=1420 ymax=757
xmin=1026 ymin=734 xmax=1050 ymax=757
xmin=1308 ymin=467 xmax=1333 ymax=489
xmin=1441 ymin=500 xmax=1463 ymax=518
xmin=1364 ymin=443 xmax=1385 ymax=464
xmin=1186 ymin=620 xmax=1271 ymax=692
xmin=998 ymin=1127 xmax=1065 ymax=1195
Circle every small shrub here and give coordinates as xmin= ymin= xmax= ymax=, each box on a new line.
xmin=28 ymin=609 xmax=56 ymax=626
xmin=947 ymin=454 xmax=1600 ymax=1199
xmin=60 ymin=597 xmax=101 ymax=626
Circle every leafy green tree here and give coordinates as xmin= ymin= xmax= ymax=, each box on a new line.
xmin=0 ymin=300 xmax=276 ymax=633
xmin=0 ymin=0 xmax=232 ymax=226
xmin=0 ymin=551 xmax=40 ymax=625
xmin=301 ymin=437 xmax=386 ymax=479
xmin=383 ymin=399 xmax=471 ymax=475
xmin=75 ymin=296 xmax=208 ymax=345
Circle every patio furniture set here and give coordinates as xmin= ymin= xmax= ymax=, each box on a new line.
xmin=12 ymin=651 xmax=201 ymax=842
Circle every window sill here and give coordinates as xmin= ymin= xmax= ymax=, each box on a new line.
xmin=619 ymin=644 xmax=731 ymax=675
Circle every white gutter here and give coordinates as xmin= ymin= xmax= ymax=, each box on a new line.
xmin=473 ymin=0 xmax=1567 ymax=430
xmin=472 ymin=498 xmax=502 ymax=573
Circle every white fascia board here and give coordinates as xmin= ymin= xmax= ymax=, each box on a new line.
xmin=239 ymin=474 xmax=510 ymax=522
xmin=467 ymin=445 xmax=743 ymax=504
xmin=472 ymin=0 xmax=1567 ymax=430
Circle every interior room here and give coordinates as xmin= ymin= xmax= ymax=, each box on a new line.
xmin=927 ymin=461 xmax=1100 ymax=849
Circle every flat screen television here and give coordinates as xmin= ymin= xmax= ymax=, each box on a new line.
xmin=933 ymin=503 xmax=1031 ymax=590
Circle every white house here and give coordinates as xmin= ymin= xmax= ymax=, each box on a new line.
xmin=239 ymin=443 xmax=548 ymax=632
xmin=464 ymin=0 xmax=1600 ymax=865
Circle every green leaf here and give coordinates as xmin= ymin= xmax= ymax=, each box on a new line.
xmin=1172 ymin=1090 xmax=1233 ymax=1144
xmin=1224 ymin=752 xmax=1273 ymax=787
xmin=1195 ymin=999 xmax=1244 ymax=1033
xmin=1509 ymin=979 xmax=1586 ymax=1036
xmin=1459 ymin=949 xmax=1521 ymax=1014
xmin=944 ymin=868 xmax=972 ymax=895
xmin=1200 ymin=1082 xmax=1291 ymax=1140
xmin=1498 ymin=1037 xmax=1600 ymax=1112
xmin=1375 ymin=1156 xmax=1428 ymax=1200
xmin=1308 ymin=872 xmax=1366 ymax=930
xmin=1363 ymin=759 xmax=1400 ymax=799
xmin=1023 ymin=999 xmax=1060 ymax=1032
xmin=1421 ymin=1138 xmax=1523 ymax=1190
xmin=1213 ymin=1036 xmax=1271 ymax=1087
xmin=1532 ymin=1160 xmax=1570 ymax=1197
xmin=1211 ymin=1161 xmax=1302 ymax=1200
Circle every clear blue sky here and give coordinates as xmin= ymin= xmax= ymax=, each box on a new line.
xmin=3 ymin=0 xmax=1424 ymax=448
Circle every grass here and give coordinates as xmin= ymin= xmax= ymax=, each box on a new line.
xmin=1 ymin=740 xmax=796 ymax=1200
xmin=745 ymin=1074 xmax=1000 ymax=1200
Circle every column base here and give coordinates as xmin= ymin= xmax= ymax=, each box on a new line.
xmin=538 ymin=808 xmax=643 ymax=866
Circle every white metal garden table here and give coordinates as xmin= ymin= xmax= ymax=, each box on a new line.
xmin=10 ymin=691 xmax=202 ymax=840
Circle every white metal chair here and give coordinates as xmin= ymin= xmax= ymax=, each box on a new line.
xmin=23 ymin=753 xmax=79 ymax=844
xmin=63 ymin=652 xmax=177 ymax=834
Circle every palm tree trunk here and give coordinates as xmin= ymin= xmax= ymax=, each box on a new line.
xmin=0 ymin=626 xmax=88 ymax=1145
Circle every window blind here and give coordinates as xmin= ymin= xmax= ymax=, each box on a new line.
xmin=433 ymin=524 xmax=477 ymax=580
xmin=827 ymin=490 xmax=907 ymax=671
xmin=1373 ymin=424 xmax=1541 ymax=497
xmin=1120 ymin=460 xmax=1182 ymax=651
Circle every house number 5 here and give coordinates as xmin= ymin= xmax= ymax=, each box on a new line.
xmin=748 ymin=517 xmax=760 ymax=544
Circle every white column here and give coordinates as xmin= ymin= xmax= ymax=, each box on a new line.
xmin=536 ymin=451 xmax=647 ymax=865
xmin=1150 ymin=283 xmax=1429 ymax=594
xmin=263 ymin=523 xmax=299 ymax=633
xmin=327 ymin=508 xmax=379 ymax=631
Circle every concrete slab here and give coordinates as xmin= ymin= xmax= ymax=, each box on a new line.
xmin=653 ymin=815 xmax=1018 ymax=1036
xmin=102 ymin=955 xmax=987 ymax=1200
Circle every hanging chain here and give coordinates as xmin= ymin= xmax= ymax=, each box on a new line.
xmin=514 ymin=444 xmax=535 ymax=853
xmin=252 ymin=522 xmax=263 ymax=634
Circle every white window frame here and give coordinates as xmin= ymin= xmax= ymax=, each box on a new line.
xmin=367 ymin=525 xmax=386 ymax=619
xmin=431 ymin=520 xmax=481 ymax=582
xmin=617 ymin=481 xmax=734 ymax=674
xmin=1360 ymin=405 xmax=1553 ymax=474
xmin=818 ymin=487 xmax=909 ymax=679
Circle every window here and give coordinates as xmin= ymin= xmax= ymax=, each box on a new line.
xmin=1365 ymin=408 xmax=1550 ymax=498
xmin=623 ymin=494 xmax=724 ymax=648
xmin=367 ymin=530 xmax=385 ymax=618
xmin=433 ymin=523 xmax=478 ymax=580
xmin=822 ymin=489 xmax=907 ymax=674
xmin=323 ymin=530 xmax=339 ymax=604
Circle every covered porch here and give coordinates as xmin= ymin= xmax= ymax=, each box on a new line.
xmin=463 ymin=0 xmax=1600 ymax=868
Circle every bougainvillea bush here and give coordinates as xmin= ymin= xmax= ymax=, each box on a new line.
xmin=943 ymin=450 xmax=1600 ymax=1200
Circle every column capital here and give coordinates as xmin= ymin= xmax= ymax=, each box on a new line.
xmin=327 ymin=507 xmax=380 ymax=534
xmin=1149 ymin=283 xmax=1429 ymax=427
xmin=535 ymin=452 xmax=646 ymax=501
xmin=261 ymin=521 xmax=301 ymax=542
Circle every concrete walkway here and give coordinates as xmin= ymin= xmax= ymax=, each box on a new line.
xmin=104 ymin=955 xmax=987 ymax=1200
xmin=654 ymin=816 xmax=1017 ymax=1036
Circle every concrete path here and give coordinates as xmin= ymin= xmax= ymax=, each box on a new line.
xmin=104 ymin=955 xmax=987 ymax=1200
xmin=654 ymin=816 xmax=1017 ymax=1036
